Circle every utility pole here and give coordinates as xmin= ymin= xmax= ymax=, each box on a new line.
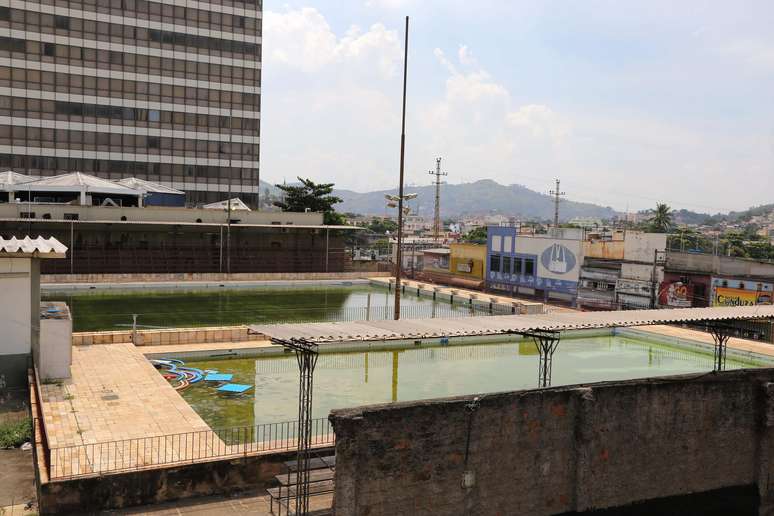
xmin=393 ymin=16 xmax=409 ymax=321
xmin=428 ymin=157 xmax=446 ymax=241
xmin=549 ymin=178 xmax=565 ymax=228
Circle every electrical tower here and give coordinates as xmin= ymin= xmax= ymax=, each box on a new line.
xmin=429 ymin=157 xmax=447 ymax=241
xmin=550 ymin=178 xmax=565 ymax=228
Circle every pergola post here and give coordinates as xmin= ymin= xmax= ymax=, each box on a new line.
xmin=707 ymin=323 xmax=733 ymax=372
xmin=271 ymin=337 xmax=319 ymax=516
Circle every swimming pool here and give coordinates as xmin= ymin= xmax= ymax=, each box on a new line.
xmin=174 ymin=331 xmax=770 ymax=430
xmin=44 ymin=283 xmax=499 ymax=332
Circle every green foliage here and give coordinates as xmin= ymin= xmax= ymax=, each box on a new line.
xmin=274 ymin=177 xmax=344 ymax=223
xmin=462 ymin=226 xmax=488 ymax=244
xmin=649 ymin=203 xmax=673 ymax=233
xmin=0 ymin=418 xmax=31 ymax=448
xmin=367 ymin=218 xmax=399 ymax=235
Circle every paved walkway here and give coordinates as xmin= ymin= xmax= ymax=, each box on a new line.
xmin=40 ymin=342 xmax=214 ymax=477
xmin=637 ymin=324 xmax=774 ymax=357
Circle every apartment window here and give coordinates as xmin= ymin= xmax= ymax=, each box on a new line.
xmin=514 ymin=257 xmax=523 ymax=275
xmin=524 ymin=258 xmax=535 ymax=276
xmin=147 ymin=136 xmax=159 ymax=149
xmin=54 ymin=15 xmax=69 ymax=30
xmin=489 ymin=254 xmax=501 ymax=273
xmin=43 ymin=43 xmax=55 ymax=57
xmin=491 ymin=235 xmax=501 ymax=253
xmin=148 ymin=110 xmax=160 ymax=122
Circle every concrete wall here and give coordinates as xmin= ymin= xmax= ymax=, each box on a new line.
xmin=330 ymin=369 xmax=774 ymax=516
xmin=0 ymin=256 xmax=38 ymax=386
xmin=37 ymin=446 xmax=333 ymax=515
xmin=71 ymin=325 xmax=266 ymax=346
xmin=624 ymin=232 xmax=667 ymax=262
xmin=583 ymin=240 xmax=625 ymax=260
xmin=0 ymin=202 xmax=324 ymax=226
xmin=667 ymin=251 xmax=774 ymax=279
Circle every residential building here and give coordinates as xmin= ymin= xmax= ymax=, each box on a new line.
xmin=0 ymin=0 xmax=261 ymax=206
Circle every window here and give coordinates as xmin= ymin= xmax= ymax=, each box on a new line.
xmin=147 ymin=136 xmax=159 ymax=148
xmin=63 ymin=213 xmax=79 ymax=220
xmin=489 ymin=254 xmax=501 ymax=273
xmin=503 ymin=236 xmax=512 ymax=253
xmin=43 ymin=42 xmax=56 ymax=56
xmin=514 ymin=257 xmax=523 ymax=275
xmin=503 ymin=257 xmax=512 ymax=275
xmin=491 ymin=235 xmax=501 ymax=252
xmin=524 ymin=258 xmax=535 ymax=276
xmin=54 ymin=15 xmax=69 ymax=30
xmin=148 ymin=110 xmax=160 ymax=122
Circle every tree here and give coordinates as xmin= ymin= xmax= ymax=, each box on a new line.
xmin=367 ymin=218 xmax=399 ymax=235
xmin=462 ymin=226 xmax=488 ymax=244
xmin=650 ymin=203 xmax=673 ymax=233
xmin=274 ymin=177 xmax=344 ymax=225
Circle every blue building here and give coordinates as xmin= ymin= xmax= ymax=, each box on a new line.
xmin=486 ymin=226 xmax=584 ymax=304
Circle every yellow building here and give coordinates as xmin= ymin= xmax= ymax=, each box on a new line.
xmin=449 ymin=243 xmax=487 ymax=281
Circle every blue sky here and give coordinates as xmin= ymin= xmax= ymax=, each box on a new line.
xmin=260 ymin=1 xmax=774 ymax=213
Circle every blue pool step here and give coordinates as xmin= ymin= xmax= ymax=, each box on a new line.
xmin=217 ymin=383 xmax=252 ymax=393
xmin=204 ymin=373 xmax=234 ymax=382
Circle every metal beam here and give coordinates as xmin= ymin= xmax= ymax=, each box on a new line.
xmin=508 ymin=330 xmax=561 ymax=388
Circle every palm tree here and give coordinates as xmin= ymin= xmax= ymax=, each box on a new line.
xmin=650 ymin=203 xmax=673 ymax=233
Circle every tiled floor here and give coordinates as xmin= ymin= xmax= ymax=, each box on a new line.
xmin=40 ymin=342 xmax=215 ymax=477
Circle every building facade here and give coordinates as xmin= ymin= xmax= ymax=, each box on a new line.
xmin=486 ymin=226 xmax=583 ymax=303
xmin=0 ymin=0 xmax=261 ymax=206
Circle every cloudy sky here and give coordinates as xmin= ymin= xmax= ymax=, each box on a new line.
xmin=260 ymin=1 xmax=774 ymax=213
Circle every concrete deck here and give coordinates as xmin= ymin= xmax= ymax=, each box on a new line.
xmin=369 ymin=276 xmax=547 ymax=312
xmin=638 ymin=324 xmax=774 ymax=357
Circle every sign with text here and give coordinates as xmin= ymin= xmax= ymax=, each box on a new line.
xmin=711 ymin=278 xmax=773 ymax=307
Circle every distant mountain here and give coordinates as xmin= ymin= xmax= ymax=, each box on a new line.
xmin=333 ymin=179 xmax=618 ymax=221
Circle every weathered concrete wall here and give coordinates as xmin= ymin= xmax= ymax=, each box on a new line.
xmin=71 ymin=325 xmax=266 ymax=346
xmin=38 ymin=447 xmax=333 ymax=515
xmin=331 ymin=369 xmax=774 ymax=516
xmin=667 ymin=251 xmax=774 ymax=279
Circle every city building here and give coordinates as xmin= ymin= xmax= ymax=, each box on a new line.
xmin=486 ymin=226 xmax=585 ymax=304
xmin=0 ymin=0 xmax=261 ymax=206
xmin=660 ymin=252 xmax=774 ymax=308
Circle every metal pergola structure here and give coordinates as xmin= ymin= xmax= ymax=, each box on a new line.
xmin=512 ymin=330 xmax=562 ymax=388
xmin=271 ymin=337 xmax=319 ymax=516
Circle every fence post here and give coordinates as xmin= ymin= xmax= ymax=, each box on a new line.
xmin=132 ymin=314 xmax=138 ymax=345
xmin=366 ymin=293 xmax=371 ymax=321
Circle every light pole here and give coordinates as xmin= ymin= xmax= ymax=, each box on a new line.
xmin=393 ymin=16 xmax=410 ymax=321
xmin=386 ymin=192 xmax=416 ymax=319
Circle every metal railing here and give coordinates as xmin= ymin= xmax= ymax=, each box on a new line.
xmin=48 ymin=417 xmax=335 ymax=480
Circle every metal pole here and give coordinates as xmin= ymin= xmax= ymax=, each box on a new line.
xmin=325 ymin=228 xmax=329 ymax=273
xmin=69 ymin=220 xmax=74 ymax=274
xmin=227 ymin=182 xmax=232 ymax=276
xmin=393 ymin=16 xmax=409 ymax=321
xmin=366 ymin=292 xmax=371 ymax=321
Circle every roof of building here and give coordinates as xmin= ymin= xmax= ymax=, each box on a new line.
xmin=0 ymin=236 xmax=67 ymax=258
xmin=115 ymin=177 xmax=185 ymax=195
xmin=202 ymin=198 xmax=251 ymax=211
xmin=0 ymin=171 xmax=36 ymax=189
xmin=25 ymin=172 xmax=140 ymax=196
xmin=251 ymin=305 xmax=774 ymax=343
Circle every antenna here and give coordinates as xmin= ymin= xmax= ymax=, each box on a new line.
xmin=549 ymin=178 xmax=565 ymax=228
xmin=429 ymin=157 xmax=447 ymax=241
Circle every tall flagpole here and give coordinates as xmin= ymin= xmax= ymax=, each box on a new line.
xmin=393 ymin=16 xmax=409 ymax=321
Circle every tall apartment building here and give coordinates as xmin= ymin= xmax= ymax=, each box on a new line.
xmin=0 ymin=0 xmax=262 ymax=206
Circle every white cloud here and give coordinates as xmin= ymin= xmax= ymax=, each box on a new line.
xmin=457 ymin=44 xmax=476 ymax=66
xmin=264 ymin=8 xmax=401 ymax=78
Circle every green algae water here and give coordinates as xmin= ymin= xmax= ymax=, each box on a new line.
xmin=44 ymin=284 xmax=493 ymax=332
xmin=177 ymin=334 xmax=769 ymax=430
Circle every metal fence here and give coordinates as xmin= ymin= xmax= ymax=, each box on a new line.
xmin=48 ymin=417 xmax=335 ymax=479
